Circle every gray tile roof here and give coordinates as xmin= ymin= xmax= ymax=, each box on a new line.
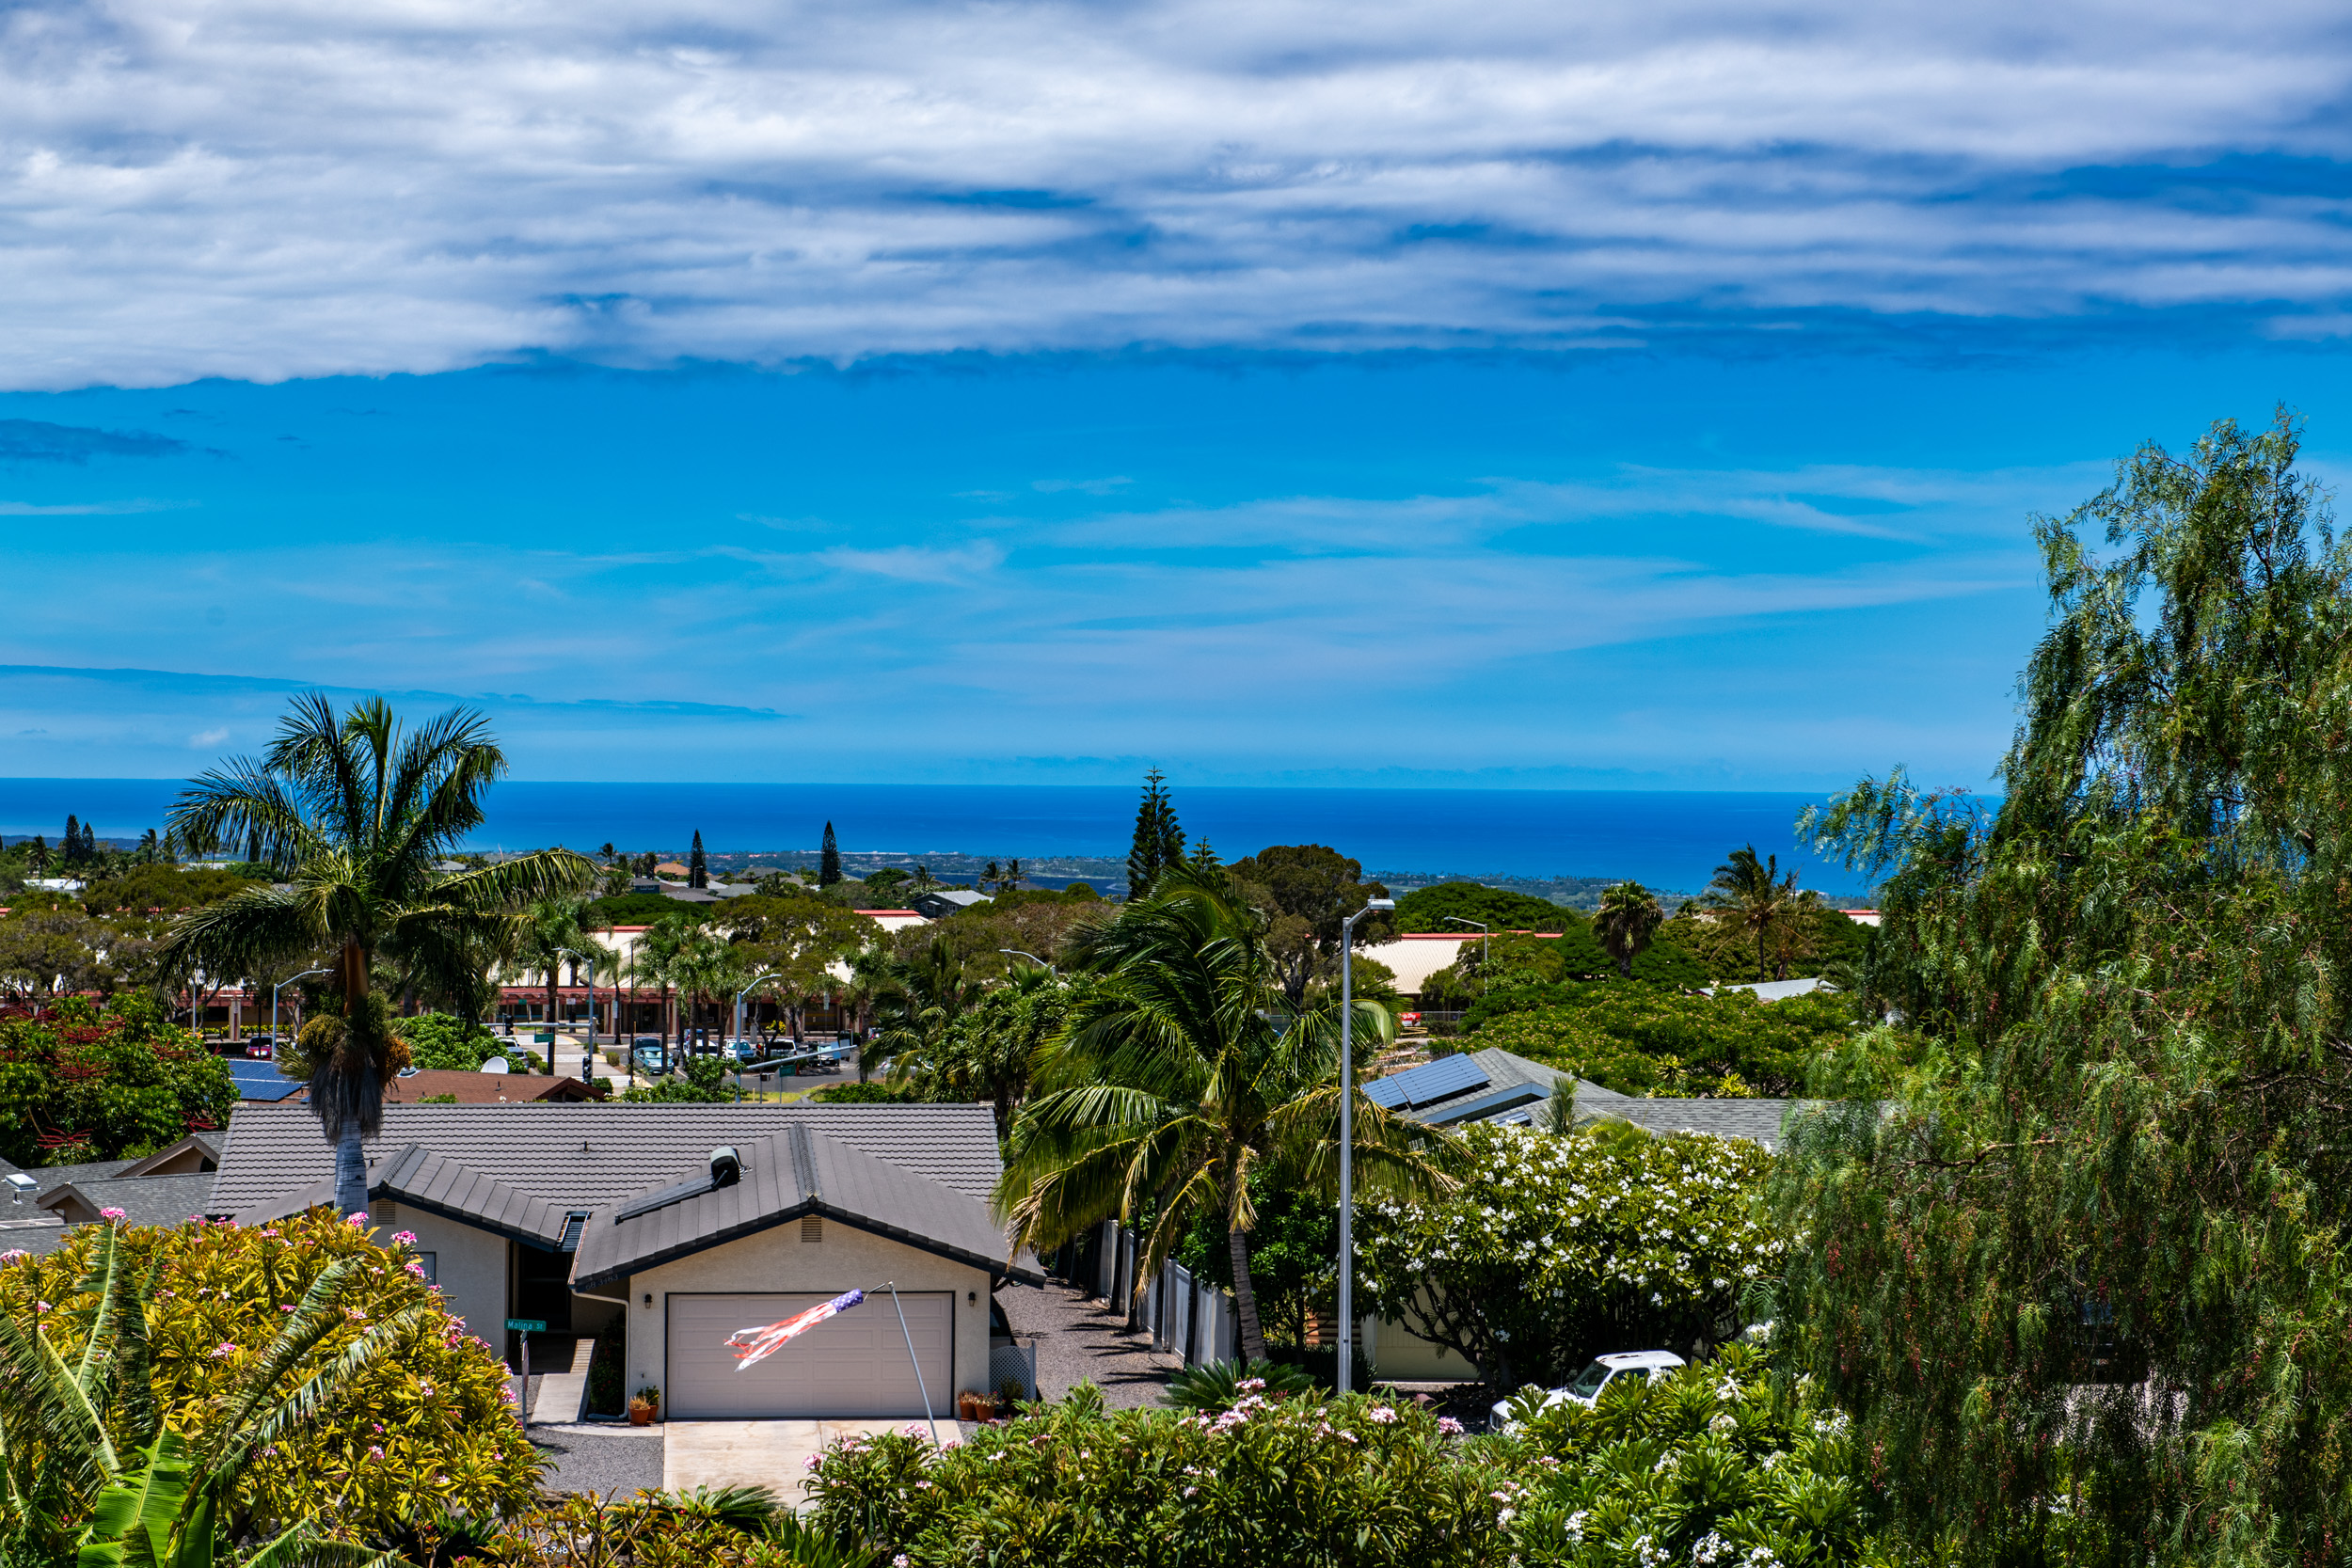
xmin=1581 ymin=1097 xmax=1800 ymax=1151
xmin=571 ymin=1123 xmax=1025 ymax=1288
xmin=0 ymin=1155 xmax=140 ymax=1191
xmin=0 ymin=1217 xmax=72 ymax=1257
xmin=39 ymin=1173 xmax=217 ymax=1227
xmin=208 ymin=1101 xmax=1006 ymax=1219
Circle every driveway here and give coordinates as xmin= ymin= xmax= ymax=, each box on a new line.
xmin=663 ymin=1418 xmax=966 ymax=1503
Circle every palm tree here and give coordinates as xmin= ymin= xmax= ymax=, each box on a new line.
xmin=628 ymin=912 xmax=698 ymax=1068
xmin=997 ymin=862 xmax=1452 ymax=1364
xmin=514 ymin=895 xmax=612 ymax=1073
xmin=161 ymin=694 xmax=592 ymax=1214
xmin=864 ymin=938 xmax=982 ymax=1080
xmin=1594 ymin=880 xmax=1663 ymax=978
xmin=1700 ymin=845 xmax=1818 ymax=981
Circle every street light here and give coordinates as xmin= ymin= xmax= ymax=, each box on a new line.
xmin=734 ymin=972 xmax=787 ymax=1102
xmin=1337 ymin=895 xmax=1394 ymax=1396
xmin=556 ymin=948 xmax=596 ymax=1080
xmin=997 ymin=947 xmax=1054 ymax=974
xmin=1441 ymin=917 xmax=1490 ymax=996
xmin=272 ymin=968 xmax=332 ymax=1058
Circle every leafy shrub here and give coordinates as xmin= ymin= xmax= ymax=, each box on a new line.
xmin=402 ymin=1012 xmax=504 ymax=1070
xmin=0 ymin=1208 xmax=543 ymax=1541
xmin=1359 ymin=1122 xmax=1781 ymax=1390
xmin=621 ymin=1055 xmax=730 ymax=1102
xmin=1392 ymin=881 xmax=1573 ymax=935
xmin=809 ymin=1080 xmax=922 ymax=1105
xmin=804 ymin=1384 xmax=1507 ymax=1568
xmin=0 ymin=995 xmax=235 ymax=1166
xmin=1470 ymin=987 xmax=1863 ymax=1097
xmin=479 ymin=1485 xmax=874 ymax=1568
xmin=1163 ymin=1359 xmax=1318 ymax=1411
xmin=1486 ymin=1344 xmax=1906 ymax=1568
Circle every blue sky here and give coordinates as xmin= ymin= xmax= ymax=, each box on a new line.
xmin=3 ymin=0 xmax=2351 ymax=790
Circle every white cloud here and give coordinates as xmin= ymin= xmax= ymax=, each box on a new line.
xmin=185 ymin=726 xmax=229 ymax=747
xmin=1 ymin=0 xmax=2349 ymax=386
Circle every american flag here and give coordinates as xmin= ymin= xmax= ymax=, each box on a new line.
xmin=725 ymin=1289 xmax=866 ymax=1370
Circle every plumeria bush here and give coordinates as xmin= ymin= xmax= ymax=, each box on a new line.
xmin=1482 ymin=1343 xmax=1913 ymax=1568
xmin=0 ymin=1207 xmax=542 ymax=1543
xmin=1469 ymin=989 xmax=1863 ymax=1099
xmin=803 ymin=1384 xmax=1507 ymax=1568
xmin=1359 ymin=1121 xmax=1782 ymax=1390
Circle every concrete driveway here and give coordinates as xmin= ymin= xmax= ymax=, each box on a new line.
xmin=663 ymin=1419 xmax=964 ymax=1503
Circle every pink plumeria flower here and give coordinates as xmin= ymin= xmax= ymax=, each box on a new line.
xmin=211 ymin=1342 xmax=237 ymax=1358
xmin=391 ymin=1231 xmax=418 ymax=1246
xmin=100 ymin=1207 xmax=126 ymax=1221
xmin=1438 ymin=1417 xmax=1465 ymax=1435
xmin=369 ymin=1446 xmax=386 ymax=1459
xmin=901 ymin=1424 xmax=928 ymax=1441
xmin=347 ymin=1212 xmax=369 ymax=1225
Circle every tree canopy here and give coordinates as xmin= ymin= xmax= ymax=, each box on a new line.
xmin=1776 ymin=411 xmax=2352 ymax=1565
xmin=1391 ymin=880 xmax=1570 ymax=934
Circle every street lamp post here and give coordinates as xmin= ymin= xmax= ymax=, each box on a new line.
xmin=556 ymin=948 xmax=595 ymax=1080
xmin=271 ymin=968 xmax=332 ymax=1057
xmin=997 ymin=947 xmax=1054 ymax=974
xmin=1337 ymin=895 xmax=1395 ymax=1396
xmin=734 ymin=972 xmax=787 ymax=1101
xmin=1441 ymin=917 xmax=1490 ymax=998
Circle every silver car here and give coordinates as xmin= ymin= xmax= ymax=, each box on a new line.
xmin=1489 ymin=1350 xmax=1687 ymax=1432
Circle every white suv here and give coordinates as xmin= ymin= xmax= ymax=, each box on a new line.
xmin=1488 ymin=1350 xmax=1687 ymax=1432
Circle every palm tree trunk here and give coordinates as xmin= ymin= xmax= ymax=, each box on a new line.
xmin=333 ymin=1121 xmax=368 ymax=1217
xmin=1227 ymin=1226 xmax=1266 ymax=1364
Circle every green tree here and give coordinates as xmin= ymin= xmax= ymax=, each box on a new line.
xmin=818 ymin=821 xmax=842 ymax=887
xmin=159 ymin=694 xmax=591 ymax=1214
xmin=1124 ymin=769 xmax=1185 ymax=899
xmin=0 ymin=996 xmax=235 ymax=1167
xmin=1225 ymin=845 xmax=1392 ymax=1008
xmin=1780 ymin=411 xmax=2352 ymax=1565
xmin=513 ymin=896 xmax=611 ymax=1072
xmin=1593 ymin=880 xmax=1662 ymax=978
xmin=688 ymin=831 xmax=708 ymax=890
xmin=1391 ymin=881 xmax=1570 ymax=935
xmin=907 ymin=965 xmax=1068 ymax=1145
xmin=626 ymin=912 xmax=699 ymax=1060
xmin=1700 ymin=846 xmax=1817 ymax=981
xmin=997 ymin=863 xmax=1449 ymax=1364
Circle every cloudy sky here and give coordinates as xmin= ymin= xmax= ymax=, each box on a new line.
xmin=3 ymin=0 xmax=2351 ymax=787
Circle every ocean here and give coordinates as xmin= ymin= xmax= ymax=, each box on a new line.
xmin=0 ymin=780 xmax=1871 ymax=896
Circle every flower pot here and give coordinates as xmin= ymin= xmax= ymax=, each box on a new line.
xmin=628 ymin=1402 xmax=657 ymax=1426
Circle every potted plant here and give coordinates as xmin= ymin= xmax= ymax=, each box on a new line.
xmin=628 ymin=1386 xmax=661 ymax=1426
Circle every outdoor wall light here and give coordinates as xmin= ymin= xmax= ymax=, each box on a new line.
xmin=643 ymin=1292 xmax=653 ymax=1307
xmin=967 ymin=1291 xmax=977 ymax=1303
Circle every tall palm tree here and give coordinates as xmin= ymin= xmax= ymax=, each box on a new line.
xmin=1701 ymin=845 xmax=1818 ymax=981
xmin=1594 ymin=880 xmax=1663 ymax=978
xmin=161 ymin=694 xmax=593 ymax=1214
xmin=866 ymin=938 xmax=982 ymax=1079
xmin=997 ymin=862 xmax=1452 ymax=1364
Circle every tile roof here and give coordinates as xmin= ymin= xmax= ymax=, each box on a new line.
xmin=373 ymin=1070 xmax=606 ymax=1105
xmin=1582 ymin=1097 xmax=1801 ymax=1151
xmin=0 ymin=1154 xmax=140 ymax=1190
xmin=571 ymin=1123 xmax=1026 ymax=1288
xmin=40 ymin=1173 xmax=217 ymax=1227
xmin=208 ymin=1102 xmax=1006 ymax=1218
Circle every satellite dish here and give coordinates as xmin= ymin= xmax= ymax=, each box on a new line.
xmin=480 ymin=1056 xmax=510 ymax=1074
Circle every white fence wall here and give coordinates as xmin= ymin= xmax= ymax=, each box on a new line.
xmin=1084 ymin=1219 xmax=1235 ymax=1368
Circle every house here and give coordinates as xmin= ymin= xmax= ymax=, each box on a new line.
xmin=281 ymin=1069 xmax=608 ymax=1105
xmin=1368 ymin=1048 xmax=1593 ymax=1129
xmin=1708 ymin=977 xmax=1833 ymax=1003
xmin=206 ymin=1102 xmax=1036 ymax=1420
xmin=909 ymin=889 xmax=989 ymax=919
xmin=0 ymin=1133 xmax=224 ymax=1256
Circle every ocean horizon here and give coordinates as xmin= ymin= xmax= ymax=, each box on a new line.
xmin=0 ymin=779 xmax=1886 ymax=896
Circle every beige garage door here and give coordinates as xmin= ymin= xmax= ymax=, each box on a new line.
xmin=665 ymin=1292 xmax=953 ymax=1419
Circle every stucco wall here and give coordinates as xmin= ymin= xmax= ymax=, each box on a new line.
xmin=1368 ymin=1312 xmax=1481 ymax=1381
xmin=622 ymin=1214 xmax=993 ymax=1410
xmin=371 ymin=1199 xmax=510 ymax=1357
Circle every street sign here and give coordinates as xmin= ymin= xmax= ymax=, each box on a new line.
xmin=506 ymin=1318 xmax=547 ymax=1333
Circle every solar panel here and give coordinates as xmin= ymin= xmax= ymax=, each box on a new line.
xmin=225 ymin=1059 xmax=307 ymax=1101
xmin=1363 ymin=1053 xmax=1490 ymax=1111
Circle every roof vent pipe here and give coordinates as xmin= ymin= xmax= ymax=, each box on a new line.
xmin=709 ymin=1147 xmax=742 ymax=1188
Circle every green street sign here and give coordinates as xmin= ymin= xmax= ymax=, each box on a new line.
xmin=506 ymin=1318 xmax=547 ymax=1333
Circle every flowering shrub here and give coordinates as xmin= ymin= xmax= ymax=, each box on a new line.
xmin=803 ymin=1384 xmax=1509 ymax=1568
xmin=0 ymin=1208 xmax=541 ymax=1539
xmin=1358 ymin=1122 xmax=1780 ymax=1389
xmin=0 ymin=994 xmax=234 ymax=1165
xmin=1470 ymin=989 xmax=1856 ymax=1098
xmin=1487 ymin=1345 xmax=1908 ymax=1568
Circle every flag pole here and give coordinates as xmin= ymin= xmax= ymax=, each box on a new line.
xmin=884 ymin=1281 xmax=941 ymax=1446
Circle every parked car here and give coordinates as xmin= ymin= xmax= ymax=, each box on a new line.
xmin=631 ymin=1039 xmax=671 ymax=1074
xmin=1488 ymin=1350 xmax=1687 ymax=1432
xmin=245 ymin=1036 xmax=277 ymax=1060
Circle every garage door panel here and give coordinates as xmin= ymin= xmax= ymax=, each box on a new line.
xmin=666 ymin=1292 xmax=951 ymax=1418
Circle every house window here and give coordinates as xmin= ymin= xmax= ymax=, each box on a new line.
xmin=801 ymin=1214 xmax=822 ymax=1243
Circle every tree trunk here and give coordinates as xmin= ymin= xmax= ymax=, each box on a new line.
xmin=1228 ymin=1225 xmax=1266 ymax=1365
xmin=333 ymin=1121 xmax=368 ymax=1218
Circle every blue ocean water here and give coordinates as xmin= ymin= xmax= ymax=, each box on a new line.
xmin=0 ymin=780 xmax=1869 ymax=895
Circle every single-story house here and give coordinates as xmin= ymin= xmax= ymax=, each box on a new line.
xmin=909 ymin=889 xmax=989 ymax=920
xmin=207 ymin=1102 xmax=1037 ymax=1420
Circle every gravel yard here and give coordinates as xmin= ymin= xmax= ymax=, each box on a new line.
xmin=531 ymin=1423 xmax=665 ymax=1498
xmin=995 ymin=1277 xmax=1183 ymax=1409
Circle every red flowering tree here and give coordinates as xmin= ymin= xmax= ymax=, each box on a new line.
xmin=0 ymin=993 xmax=235 ymax=1166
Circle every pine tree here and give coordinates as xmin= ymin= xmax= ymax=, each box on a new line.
xmin=819 ymin=821 xmax=842 ymax=887
xmin=689 ymin=831 xmax=708 ymax=889
xmin=1125 ymin=768 xmax=1186 ymax=899
xmin=80 ymin=820 xmax=97 ymax=861
xmin=62 ymin=815 xmax=80 ymax=864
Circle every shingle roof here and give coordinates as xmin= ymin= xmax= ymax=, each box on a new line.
xmin=39 ymin=1173 xmax=217 ymax=1227
xmin=208 ymin=1102 xmax=1006 ymax=1218
xmin=571 ymin=1123 xmax=1026 ymax=1288
xmin=1582 ymin=1098 xmax=1800 ymax=1151
xmin=0 ymin=1155 xmax=140 ymax=1191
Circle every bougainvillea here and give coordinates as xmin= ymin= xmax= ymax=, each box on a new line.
xmin=0 ymin=1209 xmax=542 ymax=1539
xmin=0 ymin=994 xmax=235 ymax=1166
xmin=1358 ymin=1121 xmax=1781 ymax=1390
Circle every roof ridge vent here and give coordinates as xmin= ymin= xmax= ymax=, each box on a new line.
xmin=788 ymin=1124 xmax=820 ymax=1202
